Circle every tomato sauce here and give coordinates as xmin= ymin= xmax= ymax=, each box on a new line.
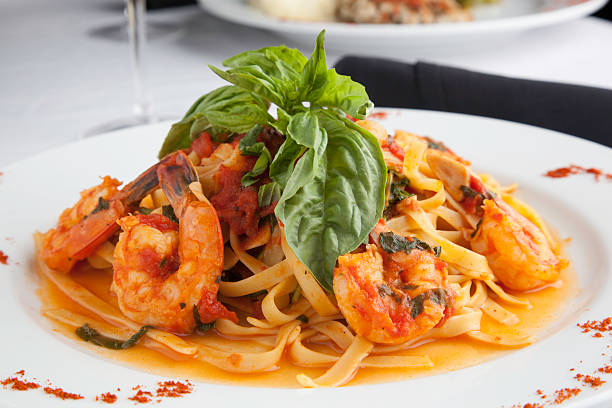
xmin=210 ymin=166 xmax=274 ymax=237
xmin=136 ymin=214 xmax=178 ymax=233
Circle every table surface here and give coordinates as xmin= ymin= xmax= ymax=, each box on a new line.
xmin=2 ymin=0 xmax=612 ymax=168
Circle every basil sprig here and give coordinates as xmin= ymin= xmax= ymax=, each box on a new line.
xmin=159 ymin=31 xmax=386 ymax=291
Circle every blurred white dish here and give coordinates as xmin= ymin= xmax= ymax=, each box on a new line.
xmin=198 ymin=0 xmax=608 ymax=56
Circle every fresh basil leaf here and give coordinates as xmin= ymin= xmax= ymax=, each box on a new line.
xmin=158 ymin=86 xmax=271 ymax=159
xmin=275 ymin=131 xmax=327 ymax=206
xmin=158 ymin=120 xmax=195 ymax=159
xmin=223 ymin=45 xmax=307 ymax=105
xmin=275 ymin=111 xmax=386 ymax=291
xmin=241 ymin=147 xmax=272 ymax=187
xmin=269 ymin=137 xmax=304 ymax=189
xmin=258 ymin=182 xmax=281 ymax=208
xmin=287 ymin=111 xmax=326 ymax=150
xmin=209 ymin=64 xmax=286 ymax=108
xmin=300 ymin=30 xmax=328 ymax=103
xmin=223 ymin=46 xmax=307 ymax=83
xmin=310 ymin=69 xmax=373 ymax=119
xmin=239 ymin=124 xmax=265 ymax=156
xmin=272 ymin=107 xmax=292 ymax=135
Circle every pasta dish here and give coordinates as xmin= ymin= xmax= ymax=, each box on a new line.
xmin=35 ymin=32 xmax=569 ymax=388
xmin=249 ymin=0 xmax=497 ymax=24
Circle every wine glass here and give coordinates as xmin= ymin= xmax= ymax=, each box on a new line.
xmin=84 ymin=0 xmax=173 ymax=136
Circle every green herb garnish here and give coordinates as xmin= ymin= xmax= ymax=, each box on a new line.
xmin=379 ymin=232 xmax=433 ymax=254
xmin=138 ymin=207 xmax=153 ymax=215
xmin=410 ymin=293 xmax=426 ymax=319
xmin=291 ymin=286 xmax=302 ymax=304
xmin=162 ymin=205 xmax=179 ymax=224
xmin=424 ymin=137 xmax=449 ymax=152
xmin=258 ymin=182 xmax=281 ymax=208
xmin=76 ymin=323 xmax=151 ymax=350
xmin=90 ymin=197 xmax=110 ymax=215
xmin=471 ymin=219 xmax=483 ymax=238
xmin=248 ymin=290 xmax=268 ymax=298
xmin=410 ymin=289 xmax=449 ymax=319
xmin=460 ymin=185 xmax=484 ymax=199
xmin=296 ymin=314 xmax=309 ymax=323
xmin=158 ymin=31 xmax=386 ymax=291
xmin=388 ymin=177 xmax=413 ymax=207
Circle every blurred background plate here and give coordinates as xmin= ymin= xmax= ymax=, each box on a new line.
xmin=197 ymin=0 xmax=608 ymax=56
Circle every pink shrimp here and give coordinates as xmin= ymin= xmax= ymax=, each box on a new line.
xmin=40 ymin=155 xmax=171 ymax=273
xmin=427 ymin=149 xmax=568 ymax=291
xmin=334 ymin=221 xmax=455 ymax=344
xmin=112 ymin=151 xmax=235 ymax=334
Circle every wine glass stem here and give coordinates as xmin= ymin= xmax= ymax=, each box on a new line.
xmin=126 ymin=0 xmax=151 ymax=119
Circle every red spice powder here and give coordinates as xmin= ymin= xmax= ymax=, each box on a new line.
xmin=96 ymin=392 xmax=118 ymax=404
xmin=552 ymin=387 xmax=581 ymax=404
xmin=155 ymin=380 xmax=193 ymax=398
xmin=14 ymin=370 xmax=25 ymax=376
xmin=129 ymin=389 xmax=153 ymax=403
xmin=368 ymin=111 xmax=389 ymax=120
xmin=1 ymin=377 xmax=40 ymax=391
xmin=0 ymin=250 xmax=8 ymax=265
xmin=574 ymin=373 xmax=606 ymax=387
xmin=522 ymin=403 xmax=545 ymax=408
xmin=544 ymin=164 xmax=612 ymax=182
xmin=43 ymin=386 xmax=84 ymax=400
xmin=598 ymin=365 xmax=612 ymax=374
xmin=577 ymin=317 xmax=612 ymax=335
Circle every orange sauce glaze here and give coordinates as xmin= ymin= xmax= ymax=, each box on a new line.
xmin=37 ymin=261 xmax=577 ymax=388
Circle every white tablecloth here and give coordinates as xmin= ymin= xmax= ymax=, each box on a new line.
xmin=2 ymin=0 xmax=612 ymax=167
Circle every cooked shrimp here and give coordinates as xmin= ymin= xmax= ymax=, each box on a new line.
xmin=112 ymin=151 xmax=236 ymax=334
xmin=333 ymin=221 xmax=454 ymax=344
xmin=470 ymin=199 xmax=567 ymax=291
xmin=40 ymin=155 xmax=167 ymax=273
xmin=427 ymin=149 xmax=567 ymax=291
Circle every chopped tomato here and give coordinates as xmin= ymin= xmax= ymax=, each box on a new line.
xmin=190 ymin=132 xmax=217 ymax=158
xmin=210 ymin=166 xmax=275 ymax=237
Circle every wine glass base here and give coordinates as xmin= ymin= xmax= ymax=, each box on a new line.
xmin=82 ymin=114 xmax=176 ymax=138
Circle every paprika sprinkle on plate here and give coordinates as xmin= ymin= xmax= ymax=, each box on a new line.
xmin=544 ymin=164 xmax=612 ymax=181
xmin=577 ymin=317 xmax=612 ymax=336
xmin=1 ymin=377 xmax=40 ymax=391
xmin=96 ymin=392 xmax=118 ymax=404
xmin=43 ymin=386 xmax=84 ymax=400
xmin=0 ymin=250 xmax=8 ymax=265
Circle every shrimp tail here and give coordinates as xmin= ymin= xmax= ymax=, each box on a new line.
xmin=157 ymin=151 xmax=198 ymax=217
xmin=41 ymin=154 xmax=183 ymax=273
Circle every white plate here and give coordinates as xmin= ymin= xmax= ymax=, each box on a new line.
xmin=1 ymin=109 xmax=611 ymax=407
xmin=198 ymin=0 xmax=608 ymax=56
